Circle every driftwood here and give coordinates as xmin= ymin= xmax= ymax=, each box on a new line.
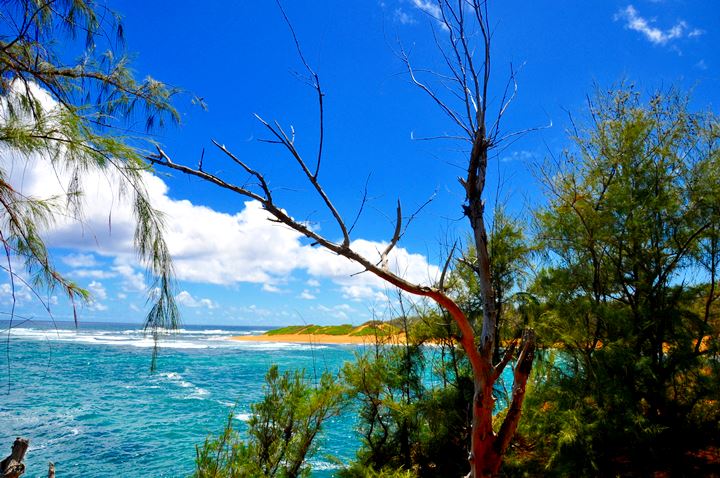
xmin=0 ymin=438 xmax=28 ymax=478
xmin=47 ymin=462 xmax=55 ymax=478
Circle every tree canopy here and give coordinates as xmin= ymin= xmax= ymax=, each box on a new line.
xmin=520 ymin=86 xmax=720 ymax=475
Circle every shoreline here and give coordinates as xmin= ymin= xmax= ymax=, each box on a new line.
xmin=230 ymin=333 xmax=406 ymax=345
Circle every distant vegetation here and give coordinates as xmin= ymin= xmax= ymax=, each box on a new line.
xmin=266 ymin=321 xmax=400 ymax=337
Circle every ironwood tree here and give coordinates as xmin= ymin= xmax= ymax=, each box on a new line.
xmin=149 ymin=1 xmax=535 ymax=476
xmin=522 ymin=86 xmax=720 ymax=475
xmin=0 ymin=0 xmax=179 ymax=367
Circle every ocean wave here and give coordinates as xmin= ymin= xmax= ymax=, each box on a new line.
xmin=230 ymin=342 xmax=330 ymax=351
xmin=6 ymin=327 xmax=335 ymax=351
xmin=308 ymin=459 xmax=342 ymax=471
xmin=233 ymin=413 xmax=252 ymax=422
xmin=184 ymin=388 xmax=210 ymax=400
xmin=8 ymin=328 xmax=228 ymax=349
xmin=121 ymin=328 xmax=263 ymax=336
xmin=159 ymin=372 xmax=210 ymax=400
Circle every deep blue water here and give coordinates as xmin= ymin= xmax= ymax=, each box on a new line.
xmin=0 ymin=321 xmax=361 ymax=477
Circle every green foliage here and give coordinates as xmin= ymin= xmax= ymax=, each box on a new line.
xmin=520 ymin=86 xmax=720 ymax=475
xmin=312 ymin=324 xmax=355 ymax=335
xmin=264 ymin=323 xmax=399 ymax=337
xmin=340 ymin=312 xmax=477 ymax=478
xmin=195 ymin=365 xmax=345 ymax=478
xmin=337 ymin=209 xmax=532 ymax=477
xmin=0 ymin=0 xmax=179 ymax=360
xmin=340 ymin=464 xmax=417 ymax=478
xmin=265 ymin=325 xmax=312 ymax=336
xmin=349 ymin=322 xmax=399 ymax=337
xmin=450 ymin=208 xmax=532 ymax=363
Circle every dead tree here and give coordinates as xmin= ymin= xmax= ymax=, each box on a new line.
xmin=148 ymin=1 xmax=535 ymax=476
xmin=0 ymin=438 xmax=28 ymax=478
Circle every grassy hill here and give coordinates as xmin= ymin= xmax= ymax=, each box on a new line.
xmin=266 ymin=321 xmax=401 ymax=337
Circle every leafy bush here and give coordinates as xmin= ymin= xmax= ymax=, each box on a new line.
xmin=195 ymin=365 xmax=344 ymax=478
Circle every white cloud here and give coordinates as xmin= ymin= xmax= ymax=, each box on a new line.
xmin=86 ymin=280 xmax=108 ymax=311
xmin=299 ymin=290 xmax=316 ymax=300
xmin=262 ymin=283 xmax=281 ymax=293
xmin=0 ymin=282 xmax=32 ymax=304
xmin=394 ymin=8 xmax=416 ymax=25
xmin=615 ymin=5 xmax=701 ymax=45
xmin=89 ymin=303 xmax=108 ymax=311
xmin=1 ymin=84 xmax=439 ymax=306
xmin=62 ymin=253 xmax=98 ymax=268
xmin=87 ymin=281 xmax=107 ymax=300
xmin=501 ymin=150 xmax=534 ymax=163
xmin=306 ymin=279 xmax=320 ymax=287
xmin=175 ymin=290 xmax=217 ymax=309
xmin=412 ymin=0 xmax=442 ymax=20
xmin=313 ymin=303 xmax=357 ymax=322
xmin=112 ymin=261 xmax=146 ymax=292
xmin=71 ymin=269 xmax=116 ymax=279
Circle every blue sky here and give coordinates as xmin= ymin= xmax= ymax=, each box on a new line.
xmin=3 ymin=0 xmax=718 ymax=326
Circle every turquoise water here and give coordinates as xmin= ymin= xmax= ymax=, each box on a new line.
xmin=0 ymin=321 xmax=360 ymax=477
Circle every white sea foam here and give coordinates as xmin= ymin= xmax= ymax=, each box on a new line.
xmin=307 ymin=460 xmax=341 ymax=471
xmin=6 ymin=326 xmax=339 ymax=351
xmin=184 ymin=387 xmax=210 ymax=399
xmin=122 ymin=328 xmax=255 ymax=336
xmin=233 ymin=413 xmax=252 ymax=422
xmin=230 ymin=342 xmax=330 ymax=351
xmin=160 ymin=372 xmax=210 ymax=400
xmin=8 ymin=327 xmax=231 ymax=349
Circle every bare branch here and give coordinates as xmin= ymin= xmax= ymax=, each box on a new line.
xmin=147 ymin=147 xmax=267 ymax=204
xmin=254 ymin=114 xmax=350 ymax=246
xmin=380 ymin=200 xmax=403 ymax=269
xmin=211 ymin=139 xmax=273 ymax=201
xmin=347 ymin=174 xmax=372 ymax=236
xmin=399 ymin=45 xmax=473 ymax=138
xmin=274 ymin=0 xmax=325 ymax=179
xmin=492 ymin=337 xmax=518 ymax=381
xmin=439 ymin=240 xmax=458 ymax=291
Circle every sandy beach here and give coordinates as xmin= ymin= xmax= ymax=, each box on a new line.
xmin=230 ymin=333 xmax=405 ymax=345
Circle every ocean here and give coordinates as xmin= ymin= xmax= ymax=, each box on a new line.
xmin=0 ymin=321 xmax=361 ymax=477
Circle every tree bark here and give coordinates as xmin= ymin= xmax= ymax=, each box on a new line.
xmin=0 ymin=438 xmax=29 ymax=478
xmin=48 ymin=462 xmax=55 ymax=478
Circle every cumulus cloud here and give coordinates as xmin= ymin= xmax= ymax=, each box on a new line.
xmin=175 ymin=290 xmax=217 ymax=309
xmin=112 ymin=261 xmax=147 ymax=292
xmin=71 ymin=269 xmax=116 ymax=279
xmin=313 ymin=303 xmax=356 ymax=322
xmin=1 ymin=84 xmax=439 ymax=305
xmin=501 ymin=150 xmax=534 ymax=163
xmin=411 ymin=0 xmax=442 ymax=20
xmin=87 ymin=281 xmax=107 ymax=300
xmin=86 ymin=280 xmax=108 ymax=310
xmin=0 ymin=282 xmax=32 ymax=304
xmin=615 ymin=5 xmax=702 ymax=45
xmin=62 ymin=253 xmax=99 ymax=268
xmin=394 ymin=8 xmax=416 ymax=25
xmin=299 ymin=290 xmax=316 ymax=300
